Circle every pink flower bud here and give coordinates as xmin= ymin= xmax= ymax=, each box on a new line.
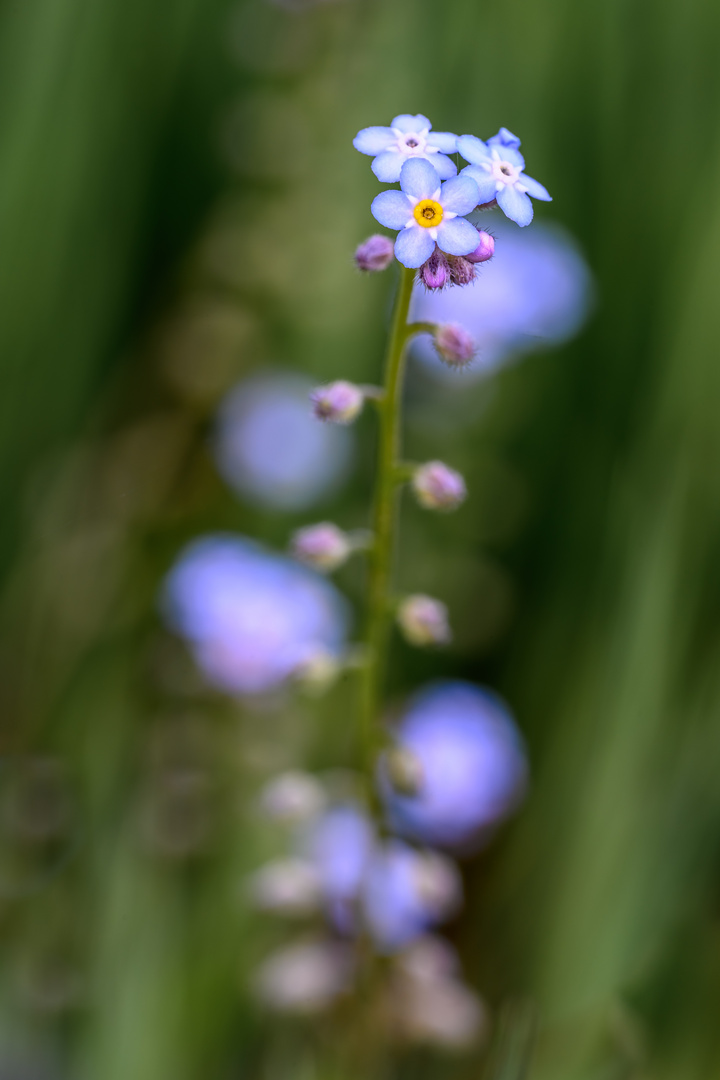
xmin=354 ymin=234 xmax=395 ymax=272
xmin=310 ymin=381 xmax=364 ymax=424
xmin=412 ymin=461 xmax=467 ymax=512
xmin=465 ymin=229 xmax=495 ymax=264
xmin=397 ymin=595 xmax=451 ymax=647
xmin=291 ymin=522 xmax=351 ymax=571
xmin=434 ymin=324 xmax=475 ymax=368
xmin=448 ymin=257 xmax=476 ymax=287
xmin=419 ymin=250 xmax=449 ymax=290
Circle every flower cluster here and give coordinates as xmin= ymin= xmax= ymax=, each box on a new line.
xmin=249 ymin=680 xmax=525 ymax=1034
xmin=158 ymin=108 xmax=549 ymax=1060
xmin=353 ymin=113 xmax=551 ymax=274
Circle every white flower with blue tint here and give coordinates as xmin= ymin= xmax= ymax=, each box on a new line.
xmin=162 ymin=535 xmax=349 ymax=696
xmin=371 ymin=158 xmax=480 ymax=269
xmin=379 ymin=681 xmax=528 ymax=850
xmin=458 ymin=128 xmax=551 ymax=227
xmin=353 ymin=114 xmax=458 ymax=182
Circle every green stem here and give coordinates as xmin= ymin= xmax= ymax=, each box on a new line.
xmin=360 ymin=265 xmax=416 ymax=789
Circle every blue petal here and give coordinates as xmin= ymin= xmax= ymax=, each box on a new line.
xmin=493 ymin=145 xmax=525 ymax=169
xmin=520 ymin=173 xmax=552 ymax=201
xmin=371 ymin=190 xmax=413 ymax=230
xmin=460 ymin=164 xmax=498 ymax=203
xmin=428 ymin=131 xmax=457 ymax=153
xmin=371 ymin=151 xmax=403 ymax=182
xmin=399 ymin=157 xmax=441 ymax=200
xmin=457 ymin=134 xmax=491 ymax=165
xmin=426 ymin=152 xmax=457 ymax=180
xmin=391 ymin=113 xmax=431 ymax=133
xmin=436 ymin=217 xmax=480 ymax=256
xmin=394 ymin=226 xmax=435 ymax=268
xmin=439 ymin=174 xmax=479 ymax=215
xmin=488 ymin=127 xmax=522 ymax=149
xmin=353 ymin=126 xmax=396 ymax=155
xmin=496 ymin=184 xmax=534 ymax=226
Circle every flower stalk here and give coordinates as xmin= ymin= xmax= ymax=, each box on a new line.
xmin=360 ymin=264 xmax=417 ymax=784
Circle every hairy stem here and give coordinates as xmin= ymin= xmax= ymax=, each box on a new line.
xmin=360 ymin=264 xmax=417 ymax=791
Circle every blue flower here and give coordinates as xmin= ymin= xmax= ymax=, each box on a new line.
xmin=353 ymin=113 xmax=458 ymax=183
xmin=362 ymin=841 xmax=462 ymax=953
xmin=162 ymin=535 xmax=349 ymax=696
xmin=371 ymin=158 xmax=480 ymax=269
xmin=379 ymin=681 xmax=528 ymax=850
xmin=457 ymin=128 xmax=551 ymax=227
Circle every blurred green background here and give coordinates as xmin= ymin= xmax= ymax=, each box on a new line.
xmin=1 ymin=0 xmax=720 ymax=1077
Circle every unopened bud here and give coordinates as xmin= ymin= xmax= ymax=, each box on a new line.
xmin=447 ymin=257 xmax=476 ymax=287
xmin=259 ymin=771 xmax=325 ymax=823
xmin=465 ymin=229 xmax=495 ymax=264
xmin=412 ymin=461 xmax=466 ymax=512
xmin=384 ymin=745 xmax=424 ymax=796
xmin=434 ymin=324 xmax=475 ymax=369
xmin=413 ymin=853 xmax=463 ymax=920
xmin=291 ymin=522 xmax=351 ymax=572
xmin=419 ymin=250 xmax=449 ymax=290
xmin=248 ymin=858 xmax=322 ymax=916
xmin=354 ymin=234 xmax=394 ymax=272
xmin=310 ymin=381 xmax=364 ymax=424
xmin=293 ymin=648 xmax=341 ymax=693
xmin=397 ymin=595 xmax=451 ymax=647
xmin=254 ymin=940 xmax=353 ymax=1014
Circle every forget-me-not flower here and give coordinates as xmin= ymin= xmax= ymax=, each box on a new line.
xmin=379 ymin=680 xmax=528 ymax=850
xmin=162 ymin=535 xmax=349 ymax=696
xmin=458 ymin=127 xmax=551 ymax=227
xmin=353 ymin=114 xmax=458 ymax=182
xmin=371 ymin=158 xmax=480 ymax=269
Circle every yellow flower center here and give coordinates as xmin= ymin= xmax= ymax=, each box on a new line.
xmin=413 ymin=199 xmax=444 ymax=228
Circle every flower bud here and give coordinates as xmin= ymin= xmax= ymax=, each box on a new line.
xmin=254 ymin=939 xmax=353 ymax=1014
xmin=412 ymin=853 xmax=462 ymax=920
xmin=434 ymin=324 xmax=475 ymax=369
xmin=259 ymin=771 xmax=325 ymax=823
xmin=310 ymin=381 xmax=364 ymax=424
xmin=291 ymin=522 xmax=351 ymax=572
xmin=397 ymin=595 xmax=451 ymax=647
xmin=412 ymin=461 xmax=467 ymax=512
xmin=354 ymin=234 xmax=395 ymax=272
xmin=419 ymin=250 xmax=449 ymax=290
xmin=384 ymin=745 xmax=424 ymax=796
xmin=465 ymin=229 xmax=495 ymax=264
xmin=293 ymin=647 xmax=341 ymax=693
xmin=447 ymin=257 xmax=476 ymax=287
xmin=248 ymin=858 xmax=322 ymax=916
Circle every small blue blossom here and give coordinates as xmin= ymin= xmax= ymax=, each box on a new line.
xmin=162 ymin=536 xmax=349 ymax=696
xmin=362 ymin=841 xmax=462 ymax=953
xmin=457 ymin=128 xmax=551 ymax=227
xmin=353 ymin=114 xmax=458 ymax=183
xmin=371 ymin=158 xmax=480 ymax=269
xmin=379 ymin=680 xmax=528 ymax=850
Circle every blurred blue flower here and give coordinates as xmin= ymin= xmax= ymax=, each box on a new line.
xmin=162 ymin=536 xmax=350 ymax=696
xmin=410 ymin=216 xmax=593 ymax=379
xmin=353 ymin=114 xmax=458 ymax=183
xmin=380 ymin=681 xmax=528 ymax=850
xmin=371 ymin=159 xmax=479 ymax=269
xmin=458 ymin=129 xmax=551 ymax=227
xmin=362 ymin=841 xmax=462 ymax=952
xmin=301 ymin=803 xmax=374 ymax=933
xmin=213 ymin=372 xmax=354 ymax=511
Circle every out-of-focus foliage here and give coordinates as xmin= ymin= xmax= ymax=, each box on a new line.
xmin=1 ymin=0 xmax=720 ymax=1077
